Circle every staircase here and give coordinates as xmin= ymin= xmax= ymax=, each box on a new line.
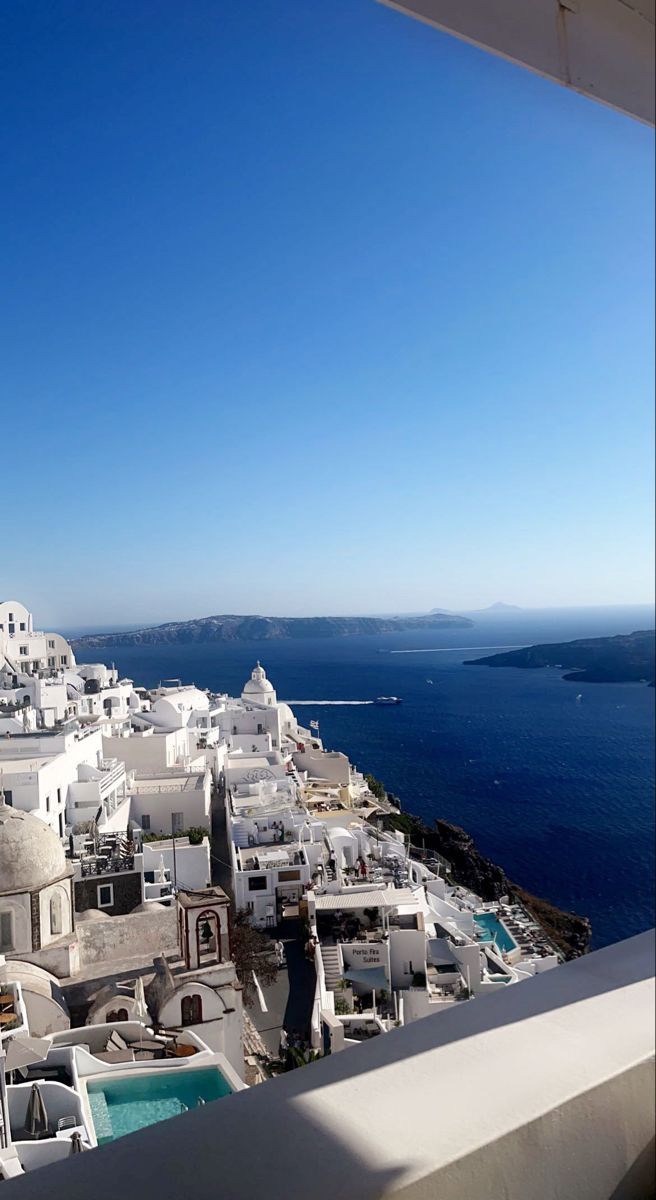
xmin=231 ymin=819 xmax=250 ymax=849
xmin=320 ymin=945 xmax=342 ymax=990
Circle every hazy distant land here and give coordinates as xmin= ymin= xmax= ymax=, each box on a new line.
xmin=72 ymin=611 xmax=473 ymax=648
xmin=466 ymin=629 xmax=655 ymax=685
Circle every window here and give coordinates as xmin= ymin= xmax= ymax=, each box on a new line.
xmin=0 ymin=912 xmax=13 ymax=951
xmin=9 ymin=624 xmax=15 ymax=634
xmin=171 ymin=812 xmax=184 ymax=834
xmin=57 ymin=788 xmax=61 ymax=806
xmin=144 ymin=871 xmax=155 ymax=884
xmin=48 ymin=640 xmax=55 ymax=649
xmin=106 ymin=1008 xmax=129 ymax=1023
xmin=97 ymin=884 xmax=114 ymax=909
xmin=19 ymin=623 xmax=26 ymax=632
xmin=45 ymin=795 xmax=50 ymax=813
xmin=181 ymin=994 xmax=203 ymax=1025
xmin=3 ymin=790 xmax=12 ymax=807
xmin=19 ymin=645 xmax=28 ymax=656
xmin=8 ymin=613 xmax=14 ymax=621
xmin=0 ymin=912 xmax=14 ymax=951
xmin=60 ymin=655 xmax=68 ymax=666
xmin=50 ymin=893 xmax=63 ymax=935
xmin=141 ymin=814 xmax=151 ymax=831
xmin=248 ymin=875 xmax=268 ymax=892
xmin=48 ymin=657 xmax=56 ymax=668
xmin=278 ymin=870 xmax=301 ymax=882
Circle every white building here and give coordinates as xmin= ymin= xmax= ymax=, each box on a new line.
xmin=0 ymin=726 xmax=129 ymax=839
xmin=129 ymin=768 xmax=212 ymax=836
xmin=0 ymin=600 xmax=75 ymax=680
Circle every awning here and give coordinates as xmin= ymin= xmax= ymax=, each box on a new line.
xmin=313 ymin=888 xmax=418 ymax=912
xmin=343 ymin=966 xmax=389 ymax=991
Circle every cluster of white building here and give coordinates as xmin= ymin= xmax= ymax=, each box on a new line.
xmin=0 ymin=598 xmax=564 ymax=1180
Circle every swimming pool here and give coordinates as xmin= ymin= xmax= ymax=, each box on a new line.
xmin=87 ymin=1067 xmax=233 ymax=1144
xmin=474 ymin=912 xmax=517 ymax=955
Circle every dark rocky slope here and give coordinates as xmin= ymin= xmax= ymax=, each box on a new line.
xmin=466 ymin=629 xmax=655 ymax=685
xmin=384 ymin=811 xmax=591 ymax=960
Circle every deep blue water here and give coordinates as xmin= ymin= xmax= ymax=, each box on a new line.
xmin=76 ymin=607 xmax=655 ymax=948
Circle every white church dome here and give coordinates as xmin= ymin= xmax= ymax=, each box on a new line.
xmin=242 ymin=662 xmax=275 ymax=696
xmin=0 ymin=802 xmax=69 ymax=894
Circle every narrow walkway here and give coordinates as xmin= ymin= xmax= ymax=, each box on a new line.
xmin=247 ymin=920 xmax=316 ymax=1057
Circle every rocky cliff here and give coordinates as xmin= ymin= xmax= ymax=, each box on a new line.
xmin=384 ymin=812 xmax=591 ymax=960
xmin=72 ymin=610 xmax=473 ymax=648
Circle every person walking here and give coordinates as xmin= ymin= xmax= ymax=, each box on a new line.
xmin=275 ymin=938 xmax=286 ymax=966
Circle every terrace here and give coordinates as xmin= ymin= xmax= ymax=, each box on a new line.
xmin=238 ymin=843 xmax=308 ymax=872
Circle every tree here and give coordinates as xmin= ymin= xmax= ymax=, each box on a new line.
xmin=231 ymin=908 xmax=279 ymax=1007
xmin=364 ymin=773 xmax=386 ymax=801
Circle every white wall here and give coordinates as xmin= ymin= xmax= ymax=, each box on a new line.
xmin=16 ymin=932 xmax=653 ymax=1200
xmin=130 ymin=772 xmax=211 ymax=834
xmin=293 ymin=748 xmax=350 ymax=785
xmin=142 ymin=838 xmax=211 ymax=891
xmin=388 ymin=929 xmax=427 ymax=990
xmin=103 ymin=729 xmax=189 ymax=774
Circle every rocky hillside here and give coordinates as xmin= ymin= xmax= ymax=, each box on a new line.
xmin=466 ymin=629 xmax=655 ymax=684
xmin=384 ymin=811 xmax=591 ymax=959
xmin=72 ymin=611 xmax=473 ymax=648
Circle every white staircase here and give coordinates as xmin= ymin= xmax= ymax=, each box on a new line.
xmin=320 ymin=945 xmax=342 ymax=990
xmin=232 ymin=820 xmax=250 ymax=849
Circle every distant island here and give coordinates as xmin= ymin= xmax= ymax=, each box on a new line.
xmin=73 ymin=611 xmax=473 ymax=649
xmin=466 ymin=629 xmax=655 ymax=685
xmin=430 ymin=602 xmax=521 ymax=615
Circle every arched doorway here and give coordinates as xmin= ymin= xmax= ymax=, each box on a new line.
xmin=181 ymin=993 xmax=203 ymax=1025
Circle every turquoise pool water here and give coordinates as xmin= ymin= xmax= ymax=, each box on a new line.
xmin=474 ymin=912 xmax=517 ymax=954
xmin=87 ymin=1067 xmax=232 ymax=1144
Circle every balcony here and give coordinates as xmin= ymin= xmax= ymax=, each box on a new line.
xmin=5 ymin=931 xmax=653 ymax=1198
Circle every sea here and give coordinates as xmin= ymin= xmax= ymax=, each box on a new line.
xmin=74 ymin=606 xmax=655 ymax=950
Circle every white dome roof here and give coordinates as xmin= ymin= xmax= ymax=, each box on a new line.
xmin=0 ymin=803 xmax=70 ymax=894
xmin=242 ymin=662 xmax=275 ymax=695
xmin=278 ymin=703 xmax=297 ymax=728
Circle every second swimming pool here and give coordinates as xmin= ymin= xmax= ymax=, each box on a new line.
xmin=473 ymin=912 xmax=517 ymax=955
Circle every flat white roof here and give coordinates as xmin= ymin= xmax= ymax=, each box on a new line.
xmin=314 ymin=887 xmax=418 ymax=911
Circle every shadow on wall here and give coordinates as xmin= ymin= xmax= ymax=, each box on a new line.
xmin=7 ymin=1079 xmax=410 ymax=1200
xmin=609 ymin=1138 xmax=655 ymax=1200
xmin=8 ymin=932 xmax=655 ymax=1200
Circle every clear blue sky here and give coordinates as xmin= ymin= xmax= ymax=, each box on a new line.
xmin=2 ymin=0 xmax=654 ymax=626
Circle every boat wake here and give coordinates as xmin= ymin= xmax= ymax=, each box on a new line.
xmin=285 ymin=700 xmax=374 ymax=706
xmin=388 ymin=644 xmax=524 ymax=655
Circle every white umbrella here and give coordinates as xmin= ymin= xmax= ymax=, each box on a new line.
xmin=157 ymin=855 xmax=167 ymax=884
xmin=3 ymin=1035 xmax=50 ymax=1075
xmin=133 ymin=976 xmax=148 ymax=1023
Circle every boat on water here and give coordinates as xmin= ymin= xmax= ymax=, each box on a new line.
xmin=374 ymin=695 xmax=402 ymax=705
